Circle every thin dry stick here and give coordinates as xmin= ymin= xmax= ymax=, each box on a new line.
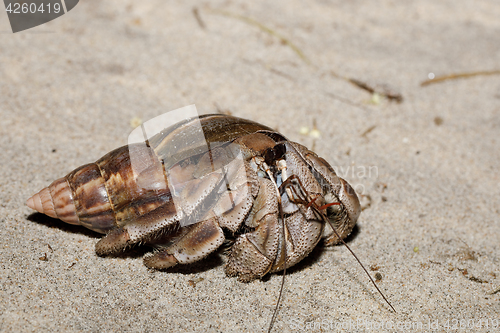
xmin=488 ymin=285 xmax=500 ymax=295
xmin=347 ymin=78 xmax=404 ymax=102
xmin=209 ymin=9 xmax=311 ymax=65
xmin=421 ymin=70 xmax=500 ymax=86
xmin=192 ymin=7 xmax=206 ymax=29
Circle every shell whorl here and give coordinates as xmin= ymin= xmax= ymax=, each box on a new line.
xmin=27 ymin=144 xmax=173 ymax=234
xmin=27 ymin=163 xmax=118 ymax=233
xmin=27 ymin=177 xmax=79 ymax=225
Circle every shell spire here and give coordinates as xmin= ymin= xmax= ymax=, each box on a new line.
xmin=27 ymin=177 xmax=80 ymax=225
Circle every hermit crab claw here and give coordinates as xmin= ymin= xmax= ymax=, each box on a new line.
xmin=338 ymin=177 xmax=361 ymax=225
xmin=324 ymin=177 xmax=361 ymax=245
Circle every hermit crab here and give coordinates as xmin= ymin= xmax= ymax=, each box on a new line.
xmin=28 ymin=111 xmax=399 ymax=331
xmin=27 ymin=113 xmax=361 ymax=282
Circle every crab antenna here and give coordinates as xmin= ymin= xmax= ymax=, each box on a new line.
xmin=286 ymin=173 xmax=396 ymax=313
xmin=322 ymin=214 xmax=396 ymax=313
xmin=267 ymin=197 xmax=287 ymax=333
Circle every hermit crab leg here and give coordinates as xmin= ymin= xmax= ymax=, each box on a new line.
xmin=143 ymin=217 xmax=225 ymax=269
xmin=225 ymin=177 xmax=281 ymax=282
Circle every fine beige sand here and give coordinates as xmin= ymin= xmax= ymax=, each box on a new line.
xmin=1 ymin=1 xmax=499 ymax=332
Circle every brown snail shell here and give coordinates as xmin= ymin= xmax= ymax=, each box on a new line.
xmin=27 ymin=115 xmax=279 ymax=233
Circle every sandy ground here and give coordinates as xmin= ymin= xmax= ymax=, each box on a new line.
xmin=1 ymin=1 xmax=499 ymax=332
